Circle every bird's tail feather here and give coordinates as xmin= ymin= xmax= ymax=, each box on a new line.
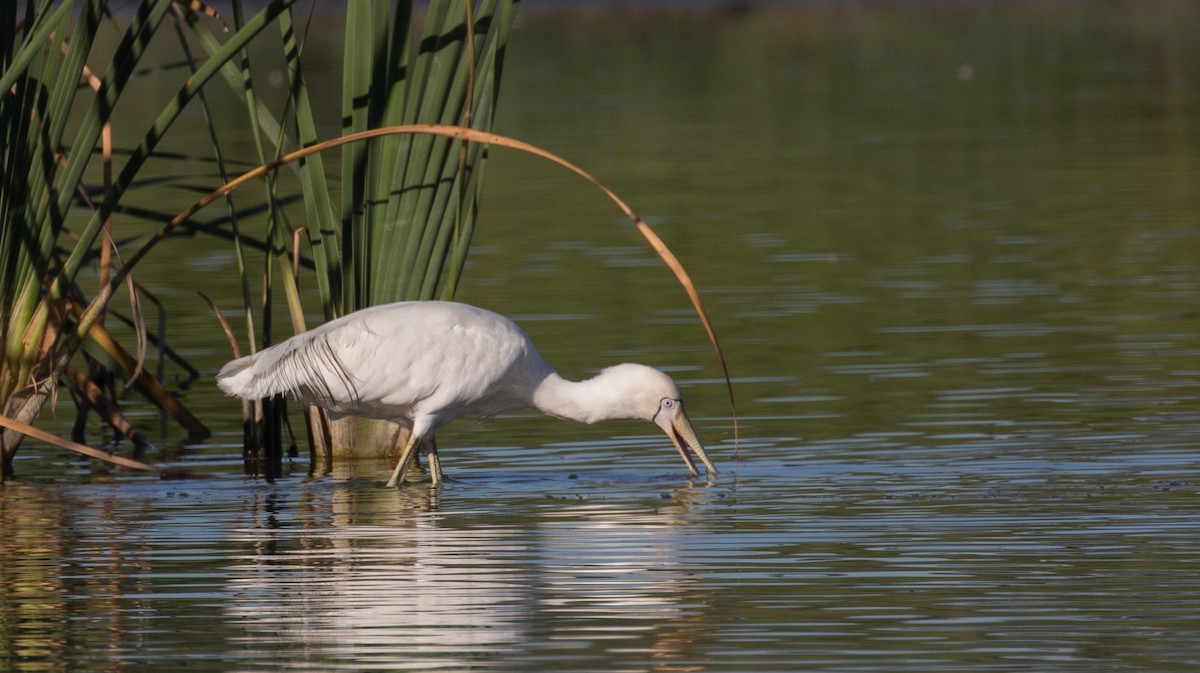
xmin=215 ymin=333 xmax=357 ymax=405
xmin=215 ymin=354 xmax=262 ymax=398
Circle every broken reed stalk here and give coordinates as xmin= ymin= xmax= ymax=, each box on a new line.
xmin=0 ymin=413 xmax=197 ymax=479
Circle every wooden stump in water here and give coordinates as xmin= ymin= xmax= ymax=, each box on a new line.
xmin=312 ymin=414 xmax=421 ymax=482
xmin=242 ymin=402 xmax=422 ymax=483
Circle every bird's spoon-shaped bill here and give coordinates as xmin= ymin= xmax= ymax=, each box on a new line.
xmin=656 ymin=403 xmax=717 ymax=477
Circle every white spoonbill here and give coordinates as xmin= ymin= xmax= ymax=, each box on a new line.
xmin=216 ymin=301 xmax=716 ymax=487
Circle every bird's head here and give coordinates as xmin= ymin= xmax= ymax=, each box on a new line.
xmin=594 ymin=363 xmax=718 ymax=478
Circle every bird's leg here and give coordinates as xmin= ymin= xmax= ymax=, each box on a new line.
xmin=423 ymin=438 xmax=443 ymax=487
xmin=386 ymin=432 xmax=422 ymax=488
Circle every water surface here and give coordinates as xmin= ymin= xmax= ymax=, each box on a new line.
xmin=4 ymin=3 xmax=1200 ymax=671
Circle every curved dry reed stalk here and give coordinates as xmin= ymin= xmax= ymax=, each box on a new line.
xmin=83 ymin=124 xmax=740 ymax=447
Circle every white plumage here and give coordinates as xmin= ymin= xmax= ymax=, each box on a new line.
xmin=217 ymin=301 xmax=716 ymax=486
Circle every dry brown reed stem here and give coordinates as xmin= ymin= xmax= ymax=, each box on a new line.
xmin=77 ymin=124 xmax=740 ymax=448
xmin=0 ymin=413 xmax=162 ymax=476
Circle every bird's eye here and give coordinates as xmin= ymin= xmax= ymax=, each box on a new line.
xmin=661 ymin=398 xmax=676 ymax=410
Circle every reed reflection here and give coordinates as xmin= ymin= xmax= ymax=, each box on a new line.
xmin=0 ymin=484 xmax=157 ymax=673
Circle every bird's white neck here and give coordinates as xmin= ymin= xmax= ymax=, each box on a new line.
xmin=531 ymin=372 xmax=637 ymax=425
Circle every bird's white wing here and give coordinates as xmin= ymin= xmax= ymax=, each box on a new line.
xmin=362 ymin=304 xmax=540 ymax=421
xmin=217 ymin=302 xmax=548 ymax=423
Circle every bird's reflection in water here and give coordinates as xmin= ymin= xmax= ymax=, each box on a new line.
xmin=225 ymin=487 xmax=530 ymax=667
xmin=223 ymin=481 xmax=713 ymax=669
xmin=530 ymin=492 xmax=715 ymax=670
